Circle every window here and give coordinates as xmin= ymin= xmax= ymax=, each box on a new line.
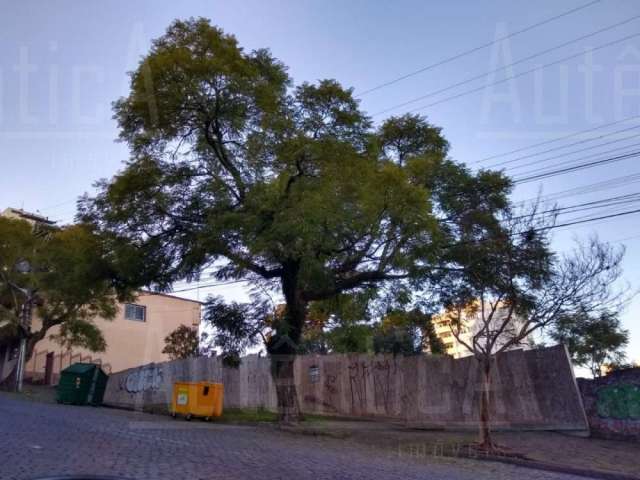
xmin=124 ymin=303 xmax=146 ymax=322
xmin=444 ymin=342 xmax=454 ymax=349
xmin=440 ymin=331 xmax=452 ymax=338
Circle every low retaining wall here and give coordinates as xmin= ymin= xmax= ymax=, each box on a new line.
xmin=578 ymin=368 xmax=640 ymax=442
xmin=104 ymin=345 xmax=588 ymax=431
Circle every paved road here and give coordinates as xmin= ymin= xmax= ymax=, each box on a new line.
xmin=0 ymin=394 xmax=593 ymax=480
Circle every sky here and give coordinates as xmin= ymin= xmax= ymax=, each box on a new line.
xmin=0 ymin=0 xmax=639 ymax=365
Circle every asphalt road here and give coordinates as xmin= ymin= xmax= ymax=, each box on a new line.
xmin=0 ymin=394 xmax=594 ymax=480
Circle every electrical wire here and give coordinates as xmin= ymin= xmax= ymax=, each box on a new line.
xmin=514 ymin=150 xmax=640 ymax=184
xmin=473 ymin=114 xmax=640 ymax=164
xmin=372 ymin=13 xmax=640 ymax=116
xmin=487 ymin=124 xmax=640 ymax=170
xmin=356 ymin=0 xmax=601 ymax=97
xmin=374 ymin=31 xmax=640 ymax=116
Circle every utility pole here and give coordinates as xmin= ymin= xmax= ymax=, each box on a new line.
xmin=14 ymin=290 xmax=33 ymax=393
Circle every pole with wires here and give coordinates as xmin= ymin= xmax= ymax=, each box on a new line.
xmin=14 ymin=287 xmax=34 ymax=393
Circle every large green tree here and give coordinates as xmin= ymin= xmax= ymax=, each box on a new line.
xmin=0 ymin=217 xmax=128 ymax=386
xmin=83 ymin=18 xmax=511 ymax=420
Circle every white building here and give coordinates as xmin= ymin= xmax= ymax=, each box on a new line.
xmin=431 ymin=301 xmax=533 ymax=358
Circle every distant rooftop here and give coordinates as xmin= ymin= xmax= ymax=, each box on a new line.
xmin=1 ymin=207 xmax=56 ymax=226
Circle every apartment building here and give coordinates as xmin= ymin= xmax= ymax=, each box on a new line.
xmin=431 ymin=302 xmax=533 ymax=358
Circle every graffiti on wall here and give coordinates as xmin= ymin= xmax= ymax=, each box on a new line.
xmin=348 ymin=361 xmax=369 ymax=412
xmin=597 ymin=384 xmax=640 ymax=419
xmin=372 ymin=360 xmax=393 ymax=414
xmin=346 ymin=359 xmax=396 ymax=415
xmin=119 ymin=365 xmax=164 ymax=394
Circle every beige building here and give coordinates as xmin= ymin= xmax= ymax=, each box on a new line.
xmin=28 ymin=291 xmax=202 ymax=378
xmin=431 ymin=302 xmax=533 ymax=359
xmin=1 ymin=207 xmax=202 ymax=382
xmin=1 ymin=207 xmax=56 ymax=225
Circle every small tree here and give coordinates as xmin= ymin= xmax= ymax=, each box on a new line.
xmin=373 ymin=309 xmax=445 ymax=356
xmin=435 ymin=205 xmax=628 ymax=451
xmin=551 ymin=310 xmax=629 ymax=377
xmin=0 ymin=217 xmax=128 ymax=386
xmin=162 ymin=324 xmax=201 ymax=360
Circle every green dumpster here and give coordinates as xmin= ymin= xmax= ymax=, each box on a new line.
xmin=56 ymin=363 xmax=109 ymax=406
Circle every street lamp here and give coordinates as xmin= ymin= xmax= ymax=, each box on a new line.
xmin=9 ymin=260 xmax=36 ymax=393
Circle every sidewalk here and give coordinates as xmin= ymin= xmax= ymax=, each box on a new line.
xmin=280 ymin=419 xmax=640 ymax=480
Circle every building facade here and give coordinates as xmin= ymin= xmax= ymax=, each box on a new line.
xmin=27 ymin=291 xmax=202 ymax=379
xmin=431 ymin=302 xmax=533 ymax=359
xmin=0 ymin=207 xmax=202 ymax=384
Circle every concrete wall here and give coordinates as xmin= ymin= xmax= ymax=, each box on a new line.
xmin=104 ymin=355 xmax=276 ymax=413
xmin=104 ymin=345 xmax=588 ymax=431
xmin=578 ymin=368 xmax=640 ymax=442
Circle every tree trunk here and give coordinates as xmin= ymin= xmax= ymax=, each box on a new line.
xmin=268 ymin=262 xmax=306 ymax=423
xmin=478 ymin=358 xmax=494 ymax=450
xmin=271 ymin=354 xmax=301 ymax=423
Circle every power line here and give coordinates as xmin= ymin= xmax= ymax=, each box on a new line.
xmin=487 ymin=124 xmax=640 ymax=170
xmin=474 ymin=114 xmax=640 ymax=164
xmin=504 ymin=136 xmax=640 ymax=175
xmin=372 ymin=13 xmax=640 ymax=116
xmin=171 ymin=278 xmax=250 ymax=293
xmin=550 ymin=206 xmax=640 ymax=230
xmin=517 ymin=192 xmax=640 ymax=220
xmin=514 ymin=150 xmax=640 ymax=184
xmin=506 ymin=139 xmax=640 ymax=175
xmin=356 ymin=0 xmax=601 ymax=97
xmin=375 ymin=31 xmax=640 ymax=116
xmin=513 ymin=172 xmax=640 ymax=209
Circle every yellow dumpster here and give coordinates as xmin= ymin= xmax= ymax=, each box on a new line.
xmin=171 ymin=382 xmax=224 ymax=420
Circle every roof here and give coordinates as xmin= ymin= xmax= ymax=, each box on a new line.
xmin=139 ymin=290 xmax=205 ymax=305
xmin=1 ymin=207 xmax=56 ymax=226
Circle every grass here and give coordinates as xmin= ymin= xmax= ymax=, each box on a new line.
xmin=218 ymin=407 xmax=329 ymax=424
xmin=219 ymin=407 xmax=279 ymax=423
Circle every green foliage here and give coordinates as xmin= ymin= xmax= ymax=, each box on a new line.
xmin=326 ymin=323 xmax=374 ymax=354
xmin=50 ymin=319 xmax=107 ymax=353
xmin=162 ymin=324 xmax=200 ymax=360
xmin=0 ymin=217 xmax=127 ymax=360
xmin=202 ymin=295 xmax=270 ymax=361
xmin=372 ymin=309 xmax=445 ymax=356
xmin=83 ymin=19 xmax=521 ymax=420
xmin=551 ymin=310 xmax=629 ymax=377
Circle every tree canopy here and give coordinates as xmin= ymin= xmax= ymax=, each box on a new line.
xmin=82 ymin=18 xmax=515 ymax=419
xmin=551 ymin=309 xmax=629 ymax=377
xmin=0 ymin=217 xmax=129 ymax=380
xmin=162 ymin=324 xmax=201 ymax=360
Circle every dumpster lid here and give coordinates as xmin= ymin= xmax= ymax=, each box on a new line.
xmin=61 ymin=363 xmax=99 ymax=375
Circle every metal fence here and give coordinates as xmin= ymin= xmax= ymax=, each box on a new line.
xmin=25 ymin=349 xmax=111 ymax=385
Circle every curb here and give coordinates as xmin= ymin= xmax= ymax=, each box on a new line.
xmin=464 ymin=454 xmax=640 ymax=480
xmin=279 ymin=425 xmax=639 ymax=480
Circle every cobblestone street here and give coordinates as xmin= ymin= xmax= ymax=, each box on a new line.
xmin=0 ymin=394 xmax=597 ymax=480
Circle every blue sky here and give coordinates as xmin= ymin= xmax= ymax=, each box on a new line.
xmin=1 ymin=0 xmax=639 ymax=364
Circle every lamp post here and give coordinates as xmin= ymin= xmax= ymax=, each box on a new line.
xmin=10 ymin=260 xmax=35 ymax=393
xmin=14 ymin=290 xmax=34 ymax=392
